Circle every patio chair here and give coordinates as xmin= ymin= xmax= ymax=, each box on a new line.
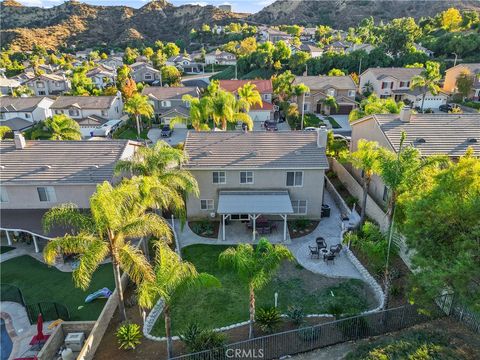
xmin=316 ymin=237 xmax=327 ymax=249
xmin=309 ymin=245 xmax=320 ymax=259
xmin=330 ymin=244 xmax=343 ymax=256
xmin=324 ymin=253 xmax=335 ymax=264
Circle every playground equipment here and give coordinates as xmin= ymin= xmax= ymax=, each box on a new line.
xmin=85 ymin=288 xmax=112 ymax=303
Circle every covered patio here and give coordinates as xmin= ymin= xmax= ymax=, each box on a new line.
xmin=217 ymin=190 xmax=294 ymax=242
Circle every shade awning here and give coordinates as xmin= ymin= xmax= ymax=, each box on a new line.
xmin=217 ymin=191 xmax=294 ymax=215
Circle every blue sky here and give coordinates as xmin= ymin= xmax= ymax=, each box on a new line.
xmin=16 ymin=0 xmax=276 ymax=13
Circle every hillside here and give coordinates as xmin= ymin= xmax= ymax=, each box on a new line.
xmin=249 ymin=0 xmax=480 ymax=28
xmin=0 ymin=0 xmax=246 ymax=51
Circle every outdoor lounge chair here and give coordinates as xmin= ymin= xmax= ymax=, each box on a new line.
xmin=316 ymin=237 xmax=327 ymax=249
xmin=309 ymin=245 xmax=320 ymax=259
xmin=330 ymin=244 xmax=343 ymax=256
xmin=324 ymin=253 xmax=335 ymax=264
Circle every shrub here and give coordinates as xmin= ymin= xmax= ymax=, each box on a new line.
xmin=191 ymin=220 xmax=215 ymax=236
xmin=286 ymin=305 xmax=305 ymax=325
xmin=326 ymin=302 xmax=344 ymax=319
xmin=293 ymin=218 xmax=310 ymax=231
xmin=179 ymin=323 xmax=227 ymax=353
xmin=255 ymin=306 xmax=282 ymax=333
xmin=389 ymin=284 xmax=402 ymax=297
xmin=297 ymin=323 xmax=321 ymax=342
xmin=116 ymin=322 xmax=142 ymax=350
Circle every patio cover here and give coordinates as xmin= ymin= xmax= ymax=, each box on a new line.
xmin=217 ymin=190 xmax=294 ymax=215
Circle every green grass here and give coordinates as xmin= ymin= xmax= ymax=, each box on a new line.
xmin=325 ymin=116 xmax=342 ymax=129
xmin=113 ymin=127 xmax=149 ymax=140
xmin=0 ymin=246 xmax=15 ymax=254
xmin=1 ymin=255 xmax=115 ymax=321
xmin=151 ymin=245 xmax=371 ymax=336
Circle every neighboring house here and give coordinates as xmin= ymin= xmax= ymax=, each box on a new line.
xmin=142 ymin=86 xmax=199 ymax=128
xmin=86 ymin=65 xmax=116 ymax=89
xmin=345 ymin=43 xmax=375 ymax=54
xmin=183 ymin=130 xmax=330 ymax=241
xmin=359 ymin=67 xmax=423 ymax=99
xmin=300 ymin=27 xmax=317 ymax=41
xmin=349 ymin=109 xmax=480 ymax=206
xmin=130 ymin=62 xmax=162 ymax=84
xmin=218 ymin=79 xmax=275 ymax=122
xmin=392 ymin=87 xmax=447 ymax=110
xmin=0 ymin=96 xmax=54 ymax=131
xmin=293 ymin=76 xmax=357 ymax=115
xmin=443 ymin=63 xmax=480 ymax=100
xmin=324 ymin=41 xmax=351 ymax=53
xmin=205 ymin=50 xmax=237 ymax=65
xmin=260 ymin=28 xmax=292 ymax=43
xmin=293 ymin=43 xmax=323 ymax=58
xmin=0 ymin=77 xmax=21 ymax=96
xmin=413 ymin=43 xmax=434 ymax=57
xmin=75 ymin=49 xmax=93 ymax=60
xmin=98 ymin=56 xmax=124 ymax=69
xmin=24 ymin=73 xmax=71 ymax=96
xmin=166 ymin=55 xmax=202 ymax=74
xmin=24 ymin=64 xmax=59 ymax=75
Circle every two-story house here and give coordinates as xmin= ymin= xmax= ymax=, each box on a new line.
xmin=142 ymin=86 xmax=199 ymax=127
xmin=259 ymin=28 xmax=292 ymax=43
xmin=292 ymin=43 xmax=323 ymax=58
xmin=24 ymin=73 xmax=71 ymax=96
xmin=349 ymin=108 xmax=480 ymax=207
xmin=130 ymin=62 xmax=162 ymax=85
xmin=443 ymin=63 xmax=480 ymax=100
xmin=0 ymin=77 xmax=21 ymax=96
xmin=205 ymin=50 xmax=237 ymax=65
xmin=86 ymin=65 xmax=116 ymax=89
xmin=166 ymin=55 xmax=203 ymax=74
xmin=0 ymin=96 xmax=54 ymax=131
xmin=184 ymin=130 xmax=329 ymax=241
xmin=219 ymin=79 xmax=275 ymax=123
xmin=98 ymin=56 xmax=124 ymax=69
xmin=293 ymin=76 xmax=357 ymax=115
xmin=0 ymin=133 xmax=139 ymax=249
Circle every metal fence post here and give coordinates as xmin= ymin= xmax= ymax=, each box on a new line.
xmin=400 ymin=305 xmax=406 ymax=328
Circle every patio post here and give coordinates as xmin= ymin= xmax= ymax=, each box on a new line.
xmin=32 ymin=235 xmax=39 ymax=253
xmin=222 ymin=214 xmax=226 ymax=241
xmin=252 ymin=214 xmax=256 ymax=242
xmin=283 ymin=214 xmax=287 ymax=242
xmin=5 ymin=230 xmax=12 ymax=245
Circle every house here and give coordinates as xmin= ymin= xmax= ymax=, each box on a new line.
xmin=0 ymin=96 xmax=54 ymax=131
xmin=183 ymin=130 xmax=330 ymax=241
xmin=24 ymin=73 xmax=71 ymax=96
xmin=443 ymin=63 xmax=480 ymax=100
xmin=349 ymin=109 xmax=480 ymax=206
xmin=98 ymin=56 xmax=124 ymax=69
xmin=75 ymin=49 xmax=94 ymax=60
xmin=130 ymin=62 xmax=162 ymax=84
xmin=142 ymin=86 xmax=199 ymax=127
xmin=300 ymin=27 xmax=317 ymax=41
xmin=293 ymin=76 xmax=357 ymax=115
xmin=293 ymin=43 xmax=323 ymax=58
xmin=218 ymin=79 xmax=275 ymax=122
xmin=0 ymin=134 xmax=140 ymax=248
xmin=0 ymin=77 xmax=21 ymax=96
xmin=413 ymin=43 xmax=434 ymax=57
xmin=205 ymin=50 xmax=237 ymax=65
xmin=166 ymin=55 xmax=203 ymax=74
xmin=324 ymin=41 xmax=351 ymax=53
xmin=391 ymin=87 xmax=447 ymax=110
xmin=86 ymin=65 xmax=116 ymax=89
xmin=50 ymin=94 xmax=123 ymax=136
xmin=345 ymin=43 xmax=375 ymax=54
xmin=260 ymin=28 xmax=292 ymax=43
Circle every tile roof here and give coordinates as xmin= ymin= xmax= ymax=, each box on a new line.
xmin=0 ymin=140 xmax=135 ymax=184
xmin=0 ymin=118 xmax=34 ymax=131
xmin=0 ymin=78 xmax=21 ymax=88
xmin=0 ymin=96 xmax=50 ymax=112
xmin=445 ymin=63 xmax=480 ymax=73
xmin=142 ymin=86 xmax=198 ymax=100
xmin=184 ymin=131 xmax=328 ymax=169
xmin=372 ymin=113 xmax=480 ymax=157
xmin=219 ymin=80 xmax=273 ymax=94
xmin=293 ymin=76 xmax=356 ymax=90
xmin=50 ymin=96 xmax=116 ymax=109
xmin=363 ymin=67 xmax=423 ymax=80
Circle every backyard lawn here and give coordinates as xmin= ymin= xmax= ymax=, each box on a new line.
xmin=1 ymin=255 xmax=115 ymax=321
xmin=151 ymin=244 xmax=375 ymax=336
xmin=113 ymin=126 xmax=149 ymax=140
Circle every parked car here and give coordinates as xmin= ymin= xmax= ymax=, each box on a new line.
xmin=161 ymin=125 xmax=173 ymax=137
xmin=439 ymin=104 xmax=458 ymax=112
xmin=333 ymin=134 xmax=351 ymax=142
xmin=304 ymin=127 xmax=317 ymax=132
xmin=264 ymin=121 xmax=278 ymax=131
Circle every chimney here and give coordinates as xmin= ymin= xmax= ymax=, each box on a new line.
xmin=316 ymin=126 xmax=328 ymax=148
xmin=399 ymin=106 xmax=412 ymax=122
xmin=14 ymin=132 xmax=26 ymax=149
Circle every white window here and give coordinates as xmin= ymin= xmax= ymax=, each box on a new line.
xmin=38 ymin=91 xmax=46 ymax=96
xmin=24 ymin=113 xmax=31 ymax=118
xmin=101 ymin=110 xmax=108 ymax=116
xmin=68 ymin=109 xmax=80 ymax=116
xmin=286 ymin=171 xmax=303 ymax=187
xmin=161 ymin=100 xmax=171 ymax=107
xmin=240 ymin=171 xmax=254 ymax=184
xmin=36 ymin=81 xmax=45 ymax=88
xmin=37 ymin=186 xmax=56 ymax=202
xmin=303 ymin=103 xmax=309 ymax=111
xmin=200 ymin=199 xmax=214 ymax=210
xmin=0 ymin=187 xmax=8 ymax=203
xmin=54 ymin=81 xmax=61 ymax=87
xmin=327 ymin=88 xmax=335 ymax=96
xmin=304 ymin=92 xmax=310 ymax=97
xmin=55 ymin=110 xmax=63 ymax=114
xmin=263 ymin=94 xmax=269 ymax=100
xmin=144 ymin=73 xmax=153 ymax=80
xmin=292 ymin=200 xmax=307 ymax=214
xmin=348 ymin=90 xmax=356 ymax=97
xmin=212 ymin=171 xmax=226 ymax=184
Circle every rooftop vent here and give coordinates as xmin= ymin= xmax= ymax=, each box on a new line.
xmin=415 ymin=138 xmax=426 ymax=144
xmin=43 ymin=165 xmax=52 ymax=170
xmin=468 ymin=138 xmax=477 ymax=143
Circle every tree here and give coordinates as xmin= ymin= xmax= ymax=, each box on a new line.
xmin=219 ymin=239 xmax=293 ymax=338
xmin=327 ymin=68 xmax=346 ymax=76
xmin=43 ymin=180 xmax=171 ymax=321
xmin=288 ymin=51 xmax=310 ymax=75
xmin=456 ymin=71 xmax=474 ymax=99
xmin=401 ymin=151 xmax=479 ymax=311
xmin=0 ymin=126 xmax=11 ymax=140
xmin=440 ymin=8 xmax=463 ymax=31
xmin=121 ymin=78 xmax=137 ymax=100
xmin=410 ymin=61 xmax=441 ymax=112
xmin=31 ymin=114 xmax=82 ymax=140
xmin=238 ymin=37 xmax=257 ymax=56
xmin=123 ymin=47 xmax=139 ymax=65
xmin=142 ymin=47 xmax=154 ymax=60
xmin=210 ymin=90 xmax=253 ymax=131
xmin=382 ymin=17 xmax=421 ymax=56
xmin=347 ymin=140 xmax=380 ymax=226
xmin=322 ymin=95 xmax=338 ymax=115
xmin=161 ymin=65 xmax=181 ymax=86
xmin=237 ymin=82 xmax=263 ymax=112
xmin=138 ymin=242 xmax=219 ymax=359
xmin=178 ymin=95 xmax=212 ymax=131
xmin=293 ymin=83 xmax=310 ymax=130
xmin=124 ymin=93 xmax=154 ymax=136
xmin=272 ymin=40 xmax=291 ymax=63
xmin=70 ymin=67 xmax=96 ymax=96
xmin=349 ymin=95 xmax=404 ymax=122
xmin=12 ymin=85 xmax=34 ymax=97
xmin=164 ymin=43 xmax=181 ymax=59
xmin=272 ymin=70 xmax=295 ymax=102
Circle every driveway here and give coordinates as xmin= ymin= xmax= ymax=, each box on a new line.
xmin=147 ymin=128 xmax=188 ymax=146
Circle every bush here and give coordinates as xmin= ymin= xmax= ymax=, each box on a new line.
xmin=292 ymin=218 xmax=310 ymax=231
xmin=297 ymin=323 xmax=321 ymax=342
xmin=326 ymin=302 xmax=344 ymax=319
xmin=116 ymin=322 xmax=142 ymax=350
xmin=255 ymin=306 xmax=282 ymax=333
xmin=191 ymin=220 xmax=215 ymax=236
xmin=179 ymin=323 xmax=227 ymax=353
xmin=286 ymin=305 xmax=305 ymax=325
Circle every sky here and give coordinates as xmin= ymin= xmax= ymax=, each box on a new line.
xmin=15 ymin=0 xmax=276 ymax=13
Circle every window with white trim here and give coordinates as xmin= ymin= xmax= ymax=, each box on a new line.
xmin=212 ymin=171 xmax=226 ymax=184
xmin=144 ymin=73 xmax=153 ymax=80
xmin=36 ymin=81 xmax=45 ymax=88
xmin=200 ymin=199 xmax=214 ymax=210
xmin=68 ymin=109 xmax=80 ymax=116
xmin=55 ymin=110 xmax=63 ymax=114
xmin=292 ymin=200 xmax=307 ymax=214
xmin=24 ymin=113 xmax=31 ymax=118
xmin=37 ymin=186 xmax=56 ymax=202
xmin=0 ymin=187 xmax=8 ymax=203
xmin=327 ymin=88 xmax=335 ymax=96
xmin=161 ymin=100 xmax=171 ymax=107
xmin=101 ymin=110 xmax=108 ymax=116
xmin=348 ymin=90 xmax=356 ymax=97
xmin=286 ymin=171 xmax=303 ymax=187
xmin=240 ymin=171 xmax=253 ymax=184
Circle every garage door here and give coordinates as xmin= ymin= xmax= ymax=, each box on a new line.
xmin=416 ymin=97 xmax=446 ymax=109
xmin=331 ymin=105 xmax=353 ymax=115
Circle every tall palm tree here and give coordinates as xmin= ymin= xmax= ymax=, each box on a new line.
xmin=219 ymin=238 xmax=293 ymax=339
xmin=173 ymin=95 xmax=211 ymax=131
xmin=211 ymin=90 xmax=253 ymax=131
xmin=43 ymin=180 xmax=173 ymax=321
xmin=31 ymin=114 xmax=82 ymax=140
xmin=138 ymin=242 xmax=219 ymax=359
xmin=293 ymin=83 xmax=309 ymax=130
xmin=410 ymin=61 xmax=441 ymax=113
xmin=124 ymin=93 xmax=154 ymax=137
xmin=237 ymin=82 xmax=263 ymax=112
xmin=347 ymin=139 xmax=380 ymax=226
xmin=322 ymin=95 xmax=339 ymax=115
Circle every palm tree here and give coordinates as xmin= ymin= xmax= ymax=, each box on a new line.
xmin=322 ymin=95 xmax=339 ymax=115
xmin=410 ymin=61 xmax=441 ymax=113
xmin=237 ymin=82 xmax=263 ymax=112
xmin=124 ymin=93 xmax=154 ymax=137
xmin=0 ymin=126 xmax=11 ymax=140
xmin=219 ymin=238 xmax=294 ymax=339
xmin=43 ymin=180 xmax=173 ymax=321
xmin=347 ymin=139 xmax=380 ymax=226
xmin=31 ymin=114 xmax=82 ymax=140
xmin=211 ymin=90 xmax=253 ymax=131
xmin=138 ymin=242 xmax=220 ymax=359
xmin=293 ymin=83 xmax=309 ymax=130
xmin=175 ymin=95 xmax=212 ymax=131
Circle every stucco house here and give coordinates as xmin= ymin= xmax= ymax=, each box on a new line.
xmin=293 ymin=76 xmax=357 ymax=115
xmin=166 ymin=55 xmax=203 ymax=74
xmin=205 ymin=50 xmax=237 ymax=65
xmin=183 ymin=130 xmax=330 ymax=241
xmin=259 ymin=28 xmax=292 ymax=43
xmin=349 ymin=109 xmax=480 ymax=206
xmin=24 ymin=73 xmax=71 ymax=96
xmin=0 ymin=96 xmax=54 ymax=131
xmin=0 ymin=77 xmax=21 ymax=96
xmin=130 ymin=62 xmax=162 ymax=84
xmin=443 ymin=63 xmax=480 ymax=100
xmin=86 ymin=65 xmax=116 ymax=89
xmin=293 ymin=43 xmax=323 ymax=58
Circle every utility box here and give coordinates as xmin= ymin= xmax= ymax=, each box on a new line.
xmin=64 ymin=332 xmax=85 ymax=352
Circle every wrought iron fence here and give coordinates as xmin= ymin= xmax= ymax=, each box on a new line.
xmin=0 ymin=283 xmax=25 ymax=306
xmin=437 ymin=292 xmax=480 ymax=333
xmin=25 ymin=302 xmax=70 ymax=324
xmin=171 ymin=305 xmax=441 ymax=360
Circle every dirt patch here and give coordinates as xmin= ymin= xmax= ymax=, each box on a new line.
xmin=288 ymin=220 xmax=320 ymax=239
